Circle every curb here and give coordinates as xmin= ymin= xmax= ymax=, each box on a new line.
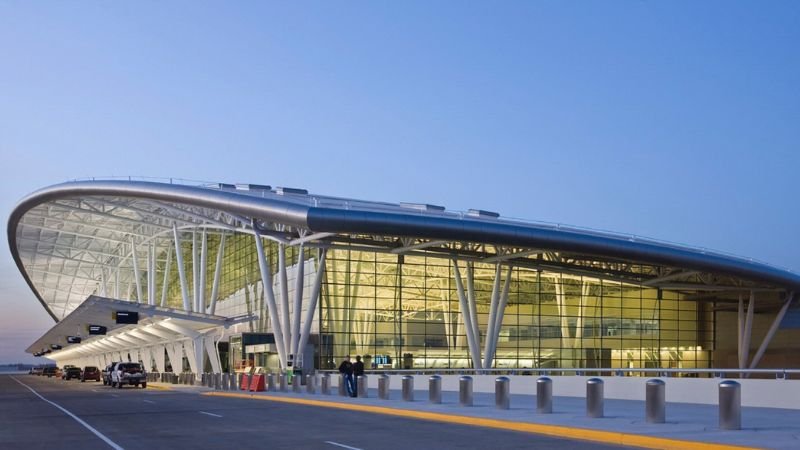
xmin=202 ymin=392 xmax=759 ymax=450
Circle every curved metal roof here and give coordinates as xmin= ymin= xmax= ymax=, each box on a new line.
xmin=9 ymin=178 xmax=800 ymax=321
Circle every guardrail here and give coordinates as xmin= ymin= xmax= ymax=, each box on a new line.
xmin=318 ymin=367 xmax=800 ymax=380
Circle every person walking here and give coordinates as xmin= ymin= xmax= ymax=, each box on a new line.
xmin=352 ymin=355 xmax=365 ymax=397
xmin=338 ymin=355 xmax=355 ymax=397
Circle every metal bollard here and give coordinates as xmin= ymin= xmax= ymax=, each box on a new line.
xmin=279 ymin=373 xmax=288 ymax=392
xmin=214 ymin=373 xmax=221 ymax=390
xmin=238 ymin=373 xmax=244 ymax=389
xmin=267 ymin=373 xmax=277 ymax=392
xmin=429 ymin=375 xmax=442 ymax=404
xmin=459 ymin=375 xmax=473 ymax=407
xmin=646 ymin=379 xmax=666 ymax=424
xmin=357 ymin=375 xmax=368 ymax=398
xmin=200 ymin=373 xmax=205 ymax=386
xmin=222 ymin=373 xmax=230 ymax=390
xmin=402 ymin=375 xmax=414 ymax=402
xmin=495 ymin=376 xmax=510 ymax=410
xmin=321 ymin=373 xmax=331 ymax=395
xmin=293 ymin=375 xmax=302 ymax=393
xmin=719 ymin=380 xmax=741 ymax=430
xmin=338 ymin=374 xmax=347 ymax=396
xmin=586 ymin=378 xmax=604 ymax=418
xmin=378 ymin=374 xmax=390 ymax=400
xmin=537 ymin=377 xmax=553 ymax=414
xmin=306 ymin=374 xmax=315 ymax=394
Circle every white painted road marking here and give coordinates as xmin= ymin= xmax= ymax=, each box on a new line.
xmin=110 ymin=394 xmax=120 ymax=398
xmin=143 ymin=399 xmax=156 ymax=404
xmin=199 ymin=411 xmax=222 ymax=418
xmin=11 ymin=376 xmax=124 ymax=450
xmin=325 ymin=441 xmax=363 ymax=450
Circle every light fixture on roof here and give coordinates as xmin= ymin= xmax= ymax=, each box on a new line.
xmin=467 ymin=209 xmax=500 ymax=218
xmin=399 ymin=202 xmax=445 ymax=212
xmin=275 ymin=187 xmax=308 ymax=195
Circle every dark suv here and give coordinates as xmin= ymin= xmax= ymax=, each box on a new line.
xmin=64 ymin=366 xmax=82 ymax=380
xmin=81 ymin=366 xmax=101 ymax=382
xmin=42 ymin=366 xmax=58 ymax=378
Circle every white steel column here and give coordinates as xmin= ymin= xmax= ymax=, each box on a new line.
xmin=172 ymin=224 xmax=191 ymax=312
xmin=574 ymin=282 xmax=591 ymax=347
xmin=154 ymin=344 xmax=166 ymax=373
xmin=166 ymin=342 xmax=184 ymax=373
xmin=741 ymin=290 xmax=755 ymax=368
xmin=486 ymin=266 xmax=512 ymax=368
xmin=192 ymin=231 xmax=199 ymax=312
xmin=161 ymin=245 xmax=172 ymax=307
xmin=254 ymin=232 xmax=287 ymax=369
xmin=290 ymin=245 xmax=305 ymax=358
xmin=749 ymin=292 xmax=795 ymax=370
xmin=466 ymin=263 xmax=481 ymax=354
xmin=147 ymin=243 xmax=155 ymax=305
xmin=278 ymin=244 xmax=291 ymax=363
xmin=483 ymin=264 xmax=502 ymax=368
xmin=199 ymin=230 xmax=208 ymax=313
xmin=208 ymin=234 xmax=226 ymax=315
xmin=140 ymin=347 xmax=153 ymax=372
xmin=453 ymin=260 xmax=482 ymax=370
xmin=737 ymin=293 xmax=745 ymax=369
xmin=203 ymin=332 xmax=222 ymax=374
xmin=297 ymin=249 xmax=328 ymax=366
xmin=131 ymin=238 xmax=143 ymax=303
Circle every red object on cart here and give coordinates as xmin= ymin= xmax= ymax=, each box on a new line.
xmin=240 ymin=374 xmax=250 ymax=391
xmin=249 ymin=374 xmax=266 ymax=392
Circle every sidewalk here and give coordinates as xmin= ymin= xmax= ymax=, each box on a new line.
xmin=204 ymin=386 xmax=800 ymax=449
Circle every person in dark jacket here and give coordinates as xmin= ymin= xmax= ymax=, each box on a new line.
xmin=338 ymin=355 xmax=355 ymax=397
xmin=352 ymin=355 xmax=365 ymax=397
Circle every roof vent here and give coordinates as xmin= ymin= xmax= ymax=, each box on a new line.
xmin=213 ymin=183 xmax=236 ymax=189
xmin=236 ymin=183 xmax=272 ymax=191
xmin=400 ymin=202 xmax=446 ymax=212
xmin=276 ymin=187 xmax=308 ymax=196
xmin=467 ymin=209 xmax=500 ymax=218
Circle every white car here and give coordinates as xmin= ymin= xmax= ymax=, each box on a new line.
xmin=111 ymin=362 xmax=147 ymax=389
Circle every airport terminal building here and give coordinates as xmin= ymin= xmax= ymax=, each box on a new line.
xmin=9 ymin=179 xmax=800 ymax=376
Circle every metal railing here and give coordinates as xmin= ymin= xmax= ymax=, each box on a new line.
xmin=319 ymin=367 xmax=800 ymax=380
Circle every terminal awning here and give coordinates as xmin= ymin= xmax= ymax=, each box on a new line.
xmin=27 ymin=295 xmax=253 ymax=360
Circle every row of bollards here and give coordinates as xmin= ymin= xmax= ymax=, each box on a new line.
xmin=199 ymin=372 xmax=742 ymax=431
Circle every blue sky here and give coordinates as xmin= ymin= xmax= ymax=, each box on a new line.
xmin=1 ymin=1 xmax=798 ymax=363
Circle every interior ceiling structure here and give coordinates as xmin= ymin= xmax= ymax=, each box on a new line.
xmin=9 ymin=178 xmax=800 ymax=322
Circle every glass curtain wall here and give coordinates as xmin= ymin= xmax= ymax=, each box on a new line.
xmin=147 ymin=232 xmax=713 ymax=373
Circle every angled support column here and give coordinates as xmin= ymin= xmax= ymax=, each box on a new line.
xmin=199 ymin=229 xmax=208 ymax=312
xmin=161 ymin=245 xmax=172 ymax=308
xmin=254 ymin=231 xmax=287 ymax=369
xmin=741 ymin=291 xmax=755 ymax=368
xmin=487 ymin=266 xmax=513 ymax=368
xmin=453 ymin=260 xmax=482 ymax=370
xmin=278 ymin=244 xmax=292 ymax=363
xmin=749 ymin=292 xmax=795 ymax=370
xmin=172 ymin=223 xmax=191 ymax=312
xmin=297 ymin=249 xmax=328 ymax=366
xmin=466 ymin=263 xmax=481 ymax=355
xmin=208 ymin=234 xmax=226 ymax=315
xmin=203 ymin=330 xmax=223 ymax=374
xmin=737 ymin=293 xmax=745 ymax=369
xmin=154 ymin=344 xmax=166 ymax=373
xmin=192 ymin=231 xmax=199 ymax=312
xmin=131 ymin=238 xmax=143 ymax=303
xmin=483 ymin=264 xmax=503 ymax=368
xmin=165 ymin=342 xmax=184 ymax=373
xmin=184 ymin=339 xmax=202 ymax=376
xmin=290 ymin=245 xmax=306 ymax=358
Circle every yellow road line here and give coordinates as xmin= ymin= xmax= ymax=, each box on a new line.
xmin=145 ymin=383 xmax=172 ymax=391
xmin=203 ymin=392 xmax=760 ymax=450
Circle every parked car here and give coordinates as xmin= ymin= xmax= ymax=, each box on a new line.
xmin=111 ymin=362 xmax=146 ymax=389
xmin=61 ymin=365 xmax=77 ymax=380
xmin=42 ymin=366 xmax=59 ymax=378
xmin=64 ymin=366 xmax=82 ymax=381
xmin=31 ymin=367 xmax=44 ymax=376
xmin=102 ymin=363 xmax=118 ymax=386
xmin=81 ymin=366 xmax=101 ymax=382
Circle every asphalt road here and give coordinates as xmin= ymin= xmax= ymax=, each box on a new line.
xmin=0 ymin=374 xmax=627 ymax=450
